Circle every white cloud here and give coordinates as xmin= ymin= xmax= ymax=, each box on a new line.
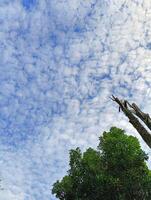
xmin=0 ymin=0 xmax=151 ymax=199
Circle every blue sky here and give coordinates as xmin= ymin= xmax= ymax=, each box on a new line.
xmin=0 ymin=0 xmax=151 ymax=199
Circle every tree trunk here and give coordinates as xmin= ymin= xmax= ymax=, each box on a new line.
xmin=111 ymin=95 xmax=151 ymax=148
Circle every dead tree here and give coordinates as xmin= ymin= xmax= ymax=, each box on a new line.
xmin=111 ymin=95 xmax=151 ymax=148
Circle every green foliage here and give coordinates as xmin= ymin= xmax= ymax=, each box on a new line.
xmin=52 ymin=127 xmax=151 ymax=200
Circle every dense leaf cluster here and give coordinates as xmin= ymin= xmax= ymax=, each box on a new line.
xmin=52 ymin=127 xmax=151 ymax=200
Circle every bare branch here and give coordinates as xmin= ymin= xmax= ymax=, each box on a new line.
xmin=130 ymin=103 xmax=151 ymax=130
xmin=111 ymin=95 xmax=151 ymax=148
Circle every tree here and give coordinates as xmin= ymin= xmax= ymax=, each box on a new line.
xmin=52 ymin=127 xmax=151 ymax=200
xmin=111 ymin=95 xmax=151 ymax=148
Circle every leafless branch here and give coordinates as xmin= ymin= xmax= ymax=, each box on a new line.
xmin=111 ymin=95 xmax=151 ymax=148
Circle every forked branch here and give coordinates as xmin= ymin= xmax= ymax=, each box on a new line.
xmin=111 ymin=95 xmax=151 ymax=148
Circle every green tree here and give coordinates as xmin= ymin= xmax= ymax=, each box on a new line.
xmin=52 ymin=127 xmax=151 ymax=200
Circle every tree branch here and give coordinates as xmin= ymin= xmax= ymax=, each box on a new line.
xmin=111 ymin=95 xmax=151 ymax=148
xmin=130 ymin=103 xmax=151 ymax=130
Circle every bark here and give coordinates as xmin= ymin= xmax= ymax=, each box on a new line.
xmin=111 ymin=95 xmax=151 ymax=148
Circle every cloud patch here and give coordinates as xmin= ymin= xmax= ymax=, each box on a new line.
xmin=0 ymin=0 xmax=151 ymax=200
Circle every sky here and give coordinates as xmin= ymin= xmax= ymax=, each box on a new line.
xmin=0 ymin=0 xmax=151 ymax=199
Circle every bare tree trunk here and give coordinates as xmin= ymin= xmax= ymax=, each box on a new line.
xmin=111 ymin=95 xmax=151 ymax=148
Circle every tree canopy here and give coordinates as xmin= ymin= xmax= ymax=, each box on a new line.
xmin=52 ymin=127 xmax=151 ymax=200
